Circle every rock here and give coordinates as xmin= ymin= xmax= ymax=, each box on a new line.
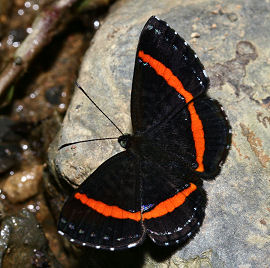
xmin=0 ymin=219 xmax=10 ymax=264
xmin=45 ymin=86 xmax=63 ymax=105
xmin=144 ymin=249 xmax=224 ymax=268
xmin=0 ymin=0 xmax=12 ymax=39
xmin=0 ymin=116 xmax=22 ymax=174
xmin=0 ymin=199 xmax=5 ymax=219
xmin=0 ymin=143 xmax=21 ymax=174
xmin=31 ymin=249 xmax=50 ymax=268
xmin=0 ymin=116 xmax=20 ymax=143
xmin=0 ymin=209 xmax=60 ymax=268
xmin=8 ymin=27 xmax=27 ymax=43
xmin=3 ymin=165 xmax=43 ymax=203
xmin=11 ymin=32 xmax=86 ymax=124
xmin=227 ymin=12 xmax=238 ymax=22
xmin=42 ymin=172 xmax=82 ymax=267
xmin=190 ymin=32 xmax=200 ymax=38
xmin=48 ymin=0 xmax=270 ymax=267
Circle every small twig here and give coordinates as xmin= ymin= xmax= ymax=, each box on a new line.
xmin=0 ymin=0 xmax=79 ymax=99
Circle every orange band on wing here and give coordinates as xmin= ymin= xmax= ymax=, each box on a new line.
xmin=138 ymin=50 xmax=205 ymax=172
xmin=142 ymin=183 xmax=197 ymax=220
xmin=75 ymin=183 xmax=196 ymax=221
xmin=187 ymin=102 xmax=205 ymax=172
xmin=74 ymin=192 xmax=141 ymax=222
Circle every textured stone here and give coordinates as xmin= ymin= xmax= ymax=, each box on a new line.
xmin=3 ymin=165 xmax=43 ymax=203
xmin=144 ymin=250 xmax=224 ymax=268
xmin=0 ymin=209 xmax=60 ymax=268
xmin=0 ymin=116 xmax=22 ymax=174
xmin=48 ymin=0 xmax=270 ymax=267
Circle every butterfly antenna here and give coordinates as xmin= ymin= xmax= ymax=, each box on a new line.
xmin=58 ymin=137 xmax=119 ymax=150
xmin=75 ymin=81 xmax=124 ymax=135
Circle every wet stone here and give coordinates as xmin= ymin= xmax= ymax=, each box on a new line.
xmin=14 ymin=56 xmax=23 ymax=65
xmin=31 ymin=249 xmax=49 ymax=268
xmin=0 ymin=220 xmax=10 ymax=262
xmin=0 ymin=143 xmax=21 ymax=174
xmin=0 ymin=209 xmax=60 ymax=268
xmin=9 ymin=27 xmax=27 ymax=43
xmin=0 ymin=0 xmax=12 ymax=39
xmin=0 ymin=116 xmax=21 ymax=143
xmin=0 ymin=116 xmax=23 ymax=174
xmin=0 ymin=200 xmax=5 ymax=219
xmin=45 ymin=86 xmax=63 ymax=105
xmin=3 ymin=165 xmax=43 ymax=203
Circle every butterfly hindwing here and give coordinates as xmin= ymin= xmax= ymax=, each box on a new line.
xmin=144 ymin=95 xmax=231 ymax=176
xmin=139 ymin=157 xmax=206 ymax=246
xmin=191 ymin=96 xmax=231 ymax=176
xmin=131 ymin=16 xmax=209 ymax=133
xmin=58 ymin=151 xmax=145 ymax=250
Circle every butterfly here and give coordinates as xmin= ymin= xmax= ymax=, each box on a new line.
xmin=58 ymin=16 xmax=231 ymax=251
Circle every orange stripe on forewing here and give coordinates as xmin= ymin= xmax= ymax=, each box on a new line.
xmin=138 ymin=50 xmax=205 ymax=172
xmin=142 ymin=183 xmax=197 ymax=220
xmin=187 ymin=102 xmax=205 ymax=172
xmin=74 ymin=193 xmax=141 ymax=222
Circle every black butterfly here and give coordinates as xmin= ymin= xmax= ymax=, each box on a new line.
xmin=58 ymin=16 xmax=231 ymax=251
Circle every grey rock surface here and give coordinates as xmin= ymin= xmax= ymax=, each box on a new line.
xmin=48 ymin=0 xmax=270 ymax=267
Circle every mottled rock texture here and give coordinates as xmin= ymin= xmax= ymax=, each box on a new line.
xmin=48 ymin=0 xmax=270 ymax=267
xmin=3 ymin=165 xmax=43 ymax=203
xmin=0 ymin=209 xmax=60 ymax=268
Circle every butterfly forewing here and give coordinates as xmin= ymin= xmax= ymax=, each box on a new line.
xmin=131 ymin=16 xmax=209 ymax=133
xmin=132 ymin=16 xmax=230 ymax=176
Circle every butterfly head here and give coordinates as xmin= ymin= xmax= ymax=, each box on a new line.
xmin=118 ymin=134 xmax=132 ymax=149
